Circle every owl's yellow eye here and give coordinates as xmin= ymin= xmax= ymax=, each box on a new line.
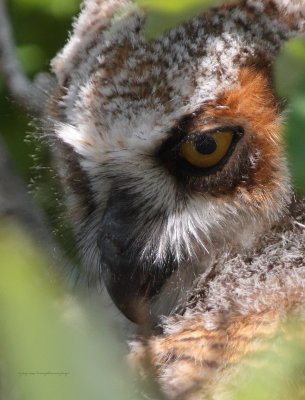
xmin=180 ymin=131 xmax=234 ymax=169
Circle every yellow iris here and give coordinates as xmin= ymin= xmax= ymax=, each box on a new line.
xmin=180 ymin=131 xmax=234 ymax=168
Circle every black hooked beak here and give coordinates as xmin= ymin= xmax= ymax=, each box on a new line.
xmin=97 ymin=190 xmax=177 ymax=324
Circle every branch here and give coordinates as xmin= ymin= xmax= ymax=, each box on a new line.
xmin=0 ymin=136 xmax=76 ymax=281
xmin=0 ymin=0 xmax=48 ymax=116
xmin=0 ymin=1 xmax=77 ymax=282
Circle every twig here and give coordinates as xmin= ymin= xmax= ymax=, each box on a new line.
xmin=0 ymin=0 xmax=45 ymax=115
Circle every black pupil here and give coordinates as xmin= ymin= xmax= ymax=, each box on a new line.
xmin=195 ymin=134 xmax=217 ymax=155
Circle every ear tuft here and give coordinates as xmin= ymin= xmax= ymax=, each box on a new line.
xmin=51 ymin=0 xmax=129 ymax=85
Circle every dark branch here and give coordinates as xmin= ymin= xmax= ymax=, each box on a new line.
xmin=0 ymin=0 xmax=48 ymax=116
xmin=0 ymin=0 xmax=77 ymax=283
xmin=0 ymin=136 xmax=76 ymax=280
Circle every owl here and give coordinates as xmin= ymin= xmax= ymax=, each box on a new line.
xmin=46 ymin=0 xmax=305 ymax=398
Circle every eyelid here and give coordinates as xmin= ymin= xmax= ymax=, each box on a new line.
xmin=180 ymin=126 xmax=243 ymax=144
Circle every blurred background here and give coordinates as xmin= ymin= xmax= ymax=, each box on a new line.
xmin=0 ymin=1 xmax=304 ymax=399
xmin=1 ymin=0 xmax=80 ymax=176
xmin=0 ymin=0 xmax=82 ymax=250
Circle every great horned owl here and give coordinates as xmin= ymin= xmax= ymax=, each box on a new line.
xmin=47 ymin=0 xmax=305 ymax=398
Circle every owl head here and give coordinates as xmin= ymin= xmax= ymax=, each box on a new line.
xmin=48 ymin=0 xmax=304 ymax=322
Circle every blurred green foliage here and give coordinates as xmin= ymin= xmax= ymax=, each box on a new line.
xmin=233 ymin=322 xmax=305 ymax=400
xmin=13 ymin=0 xmax=79 ymax=17
xmin=0 ymin=0 xmax=80 ymax=178
xmin=137 ymin=0 xmax=227 ymax=39
xmin=275 ymin=38 xmax=305 ymax=193
xmin=0 ymin=222 xmax=140 ymax=400
xmin=0 ymin=0 xmax=82 ymax=249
